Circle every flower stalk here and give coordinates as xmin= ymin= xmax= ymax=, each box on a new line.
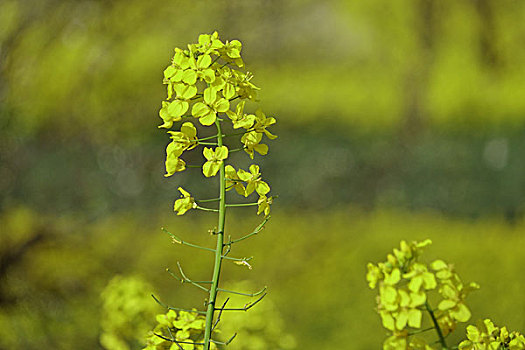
xmin=144 ymin=32 xmax=277 ymax=350
xmin=203 ymin=120 xmax=227 ymax=349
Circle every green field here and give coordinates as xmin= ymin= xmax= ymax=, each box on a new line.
xmin=2 ymin=207 xmax=524 ymax=349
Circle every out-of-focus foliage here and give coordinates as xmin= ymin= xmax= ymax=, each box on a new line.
xmin=459 ymin=319 xmax=525 ymax=350
xmin=1 ymin=206 xmax=525 ymax=349
xmin=98 ymin=277 xmax=294 ymax=350
xmin=3 ymin=0 xmax=525 ymax=136
xmin=100 ymin=276 xmax=157 ymax=350
xmin=367 ymin=240 xmax=479 ymax=349
xmin=216 ymin=281 xmax=296 ymax=350
xmin=2 ymin=0 xmax=525 ymax=218
xmin=143 ymin=309 xmax=210 ymax=350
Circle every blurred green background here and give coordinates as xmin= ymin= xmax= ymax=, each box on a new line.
xmin=1 ymin=0 xmax=525 ymax=349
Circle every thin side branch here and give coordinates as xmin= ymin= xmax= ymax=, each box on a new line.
xmin=197 ymin=134 xmax=219 ymax=142
xmin=225 ymin=202 xmax=258 ymax=208
xmin=211 ymin=298 xmax=230 ymax=332
xmin=150 ymin=294 xmax=207 ymax=315
xmin=425 ymin=301 xmax=448 ymax=349
xmin=154 ymin=333 xmax=185 ymax=349
xmin=211 ymin=333 xmax=237 ymax=345
xmin=154 ymin=333 xmax=204 ymax=346
xmin=214 ymin=293 xmax=266 ymax=312
xmin=218 ymin=286 xmax=267 ymax=297
xmin=162 ymin=228 xmax=251 ymax=262
xmin=176 ymin=262 xmax=210 ymax=292
xmin=227 ymin=216 xmax=270 ymax=245
xmin=162 ymin=228 xmax=215 ymax=253
xmin=196 ymin=205 xmax=219 ymax=213
xmin=167 ymin=268 xmax=213 ymax=285
xmin=228 ymin=147 xmax=246 ymax=153
xmin=196 ymin=197 xmax=221 ymax=203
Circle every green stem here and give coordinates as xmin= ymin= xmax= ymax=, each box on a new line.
xmin=225 ymin=202 xmax=258 ymax=207
xmin=203 ymin=120 xmax=227 ymax=349
xmin=195 ymin=205 xmax=219 ymax=213
xmin=196 ymin=197 xmax=221 ymax=203
xmin=425 ymin=301 xmax=448 ymax=349
xmin=222 ymin=128 xmax=255 ymax=138
xmin=197 ymin=134 xmax=219 ymax=142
